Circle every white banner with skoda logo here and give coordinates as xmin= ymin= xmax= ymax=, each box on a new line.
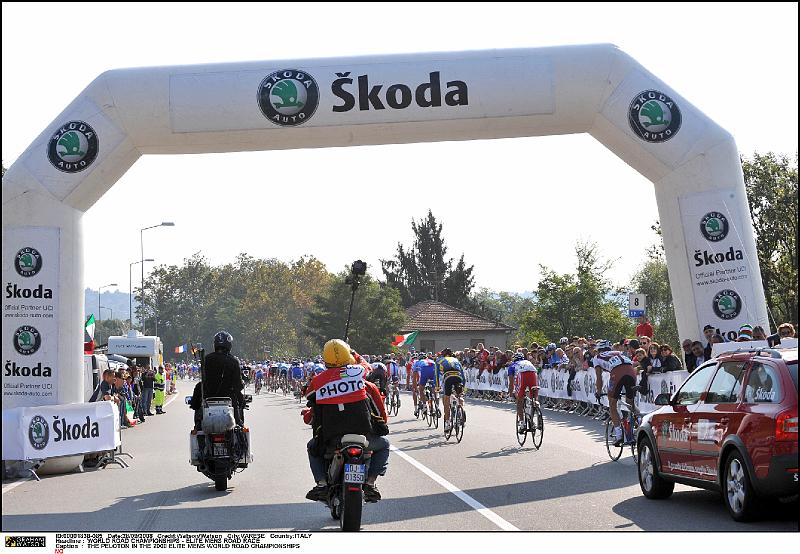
xmin=170 ymin=56 xmax=555 ymax=133
xmin=679 ymin=188 xmax=760 ymax=341
xmin=1 ymin=401 xmax=119 ymax=460
xmin=2 ymin=226 xmax=59 ymax=408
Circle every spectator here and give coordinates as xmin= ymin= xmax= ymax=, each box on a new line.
xmin=638 ymin=336 xmax=651 ymax=351
xmin=690 ymin=341 xmax=707 ymax=368
xmin=682 ymin=339 xmax=695 ymax=369
xmin=768 ymin=322 xmax=796 ymax=347
xmin=114 ymin=371 xmax=131 ymax=428
xmin=659 ymin=344 xmax=683 ymax=372
xmin=644 ymin=342 xmax=663 ymax=374
xmin=636 ymin=315 xmax=653 ymax=338
xmin=627 ymin=339 xmax=641 ymax=360
xmin=752 ymin=325 xmax=768 ymax=341
xmin=633 ymin=348 xmax=649 ymax=393
xmin=703 ymin=324 xmax=716 ymax=359
xmin=141 ymin=366 xmax=155 ymax=416
xmin=737 ymin=324 xmax=754 ymax=342
xmin=711 ymin=333 xmax=725 ymax=345
xmin=89 ymin=369 xmax=116 ymax=403
xmin=553 ymin=348 xmax=569 ymax=366
xmin=126 ymin=374 xmax=144 ymax=424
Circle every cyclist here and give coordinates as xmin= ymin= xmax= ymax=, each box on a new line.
xmin=385 ymin=356 xmax=401 ymax=390
xmin=593 ymin=340 xmax=638 ymax=447
xmin=367 ymin=362 xmax=389 ymax=397
xmin=436 ymin=348 xmax=466 ymax=433
xmin=279 ymin=362 xmax=290 ymax=389
xmin=413 ymin=352 xmax=435 ymax=417
xmin=254 ymin=364 xmax=265 ymax=393
xmin=510 ymin=352 xmax=538 ymax=434
xmin=312 ymin=358 xmax=327 ymax=376
xmin=290 ymin=360 xmax=304 ymax=393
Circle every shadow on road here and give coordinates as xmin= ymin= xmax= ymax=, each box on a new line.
xmin=612 ymin=489 xmax=800 ymax=531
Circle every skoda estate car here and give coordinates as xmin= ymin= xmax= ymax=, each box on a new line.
xmin=636 ymin=346 xmax=798 ymax=521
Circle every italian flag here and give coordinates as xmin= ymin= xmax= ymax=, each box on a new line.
xmin=84 ymin=314 xmax=96 ymax=354
xmin=392 ymin=331 xmax=418 ymax=347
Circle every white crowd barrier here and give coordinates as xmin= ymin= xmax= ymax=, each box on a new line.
xmin=394 ymin=363 xmax=688 ymax=414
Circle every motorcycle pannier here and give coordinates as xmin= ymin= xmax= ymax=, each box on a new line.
xmin=202 ymin=398 xmax=236 ymax=434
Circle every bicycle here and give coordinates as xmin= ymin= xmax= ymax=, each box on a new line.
xmin=385 ymin=381 xmax=400 ymax=417
xmin=516 ymin=386 xmax=544 ymax=449
xmin=254 ymin=377 xmax=262 ymax=395
xmin=443 ymin=392 xmax=465 ymax=443
xmin=599 ymin=392 xmax=641 ymax=461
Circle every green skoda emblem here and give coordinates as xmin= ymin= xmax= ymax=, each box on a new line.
xmin=14 ymin=247 xmax=42 ymax=277
xmin=258 ymin=69 xmax=319 ymax=127
xmin=47 ymin=120 xmax=99 ymax=173
xmin=628 ymin=90 xmax=682 ymax=143
xmin=713 ymin=290 xmax=742 ymax=320
xmin=701 ymin=212 xmax=729 ymax=242
xmin=29 ymin=415 xmax=49 ymax=450
xmin=14 ymin=325 xmax=42 ymax=356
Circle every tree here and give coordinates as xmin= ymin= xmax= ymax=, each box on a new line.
xmin=307 ymin=272 xmax=406 ymax=354
xmin=381 ymin=211 xmax=475 ymax=309
xmin=94 ymin=318 xmax=131 ymax=347
xmin=741 ymin=152 xmax=798 ymax=327
xmin=517 ymin=241 xmax=632 ymax=344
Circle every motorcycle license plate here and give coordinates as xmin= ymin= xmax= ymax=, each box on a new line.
xmin=344 ymin=463 xmax=366 ymax=484
xmin=213 ymin=444 xmax=227 ymax=457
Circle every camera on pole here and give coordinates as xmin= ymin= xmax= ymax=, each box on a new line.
xmin=344 ymin=260 xmax=367 ymax=342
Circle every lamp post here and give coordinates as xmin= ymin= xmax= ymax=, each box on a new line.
xmin=130 ymin=259 xmax=154 ymax=329
xmin=98 ymin=283 xmax=117 ymax=323
xmin=99 ymin=306 xmax=112 ymax=345
xmin=140 ymin=222 xmax=174 ymax=334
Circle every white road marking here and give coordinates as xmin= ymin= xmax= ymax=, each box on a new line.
xmin=389 ymin=444 xmax=519 ymax=531
xmin=2 ymin=479 xmax=30 ymax=495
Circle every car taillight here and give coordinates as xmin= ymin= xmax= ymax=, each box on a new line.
xmin=345 ymin=447 xmax=362 ymax=458
xmin=776 ymin=411 xmax=798 ymax=442
xmin=212 ymin=434 xmax=226 ymax=443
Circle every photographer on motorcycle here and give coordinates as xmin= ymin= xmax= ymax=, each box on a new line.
xmin=303 ymin=339 xmax=390 ymax=503
xmin=190 ymin=331 xmax=245 ymax=429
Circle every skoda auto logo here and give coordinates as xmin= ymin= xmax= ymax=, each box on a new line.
xmin=14 ymin=326 xmax=41 ymax=356
xmin=14 ymin=247 xmax=42 ymax=277
xmin=701 ymin=212 xmax=729 ymax=242
xmin=628 ymin=90 xmax=682 ymax=143
xmin=713 ymin=290 xmax=743 ymax=320
xmin=28 ymin=415 xmax=49 ymax=450
xmin=258 ymin=69 xmax=319 ymax=127
xmin=47 ymin=120 xmax=99 ymax=173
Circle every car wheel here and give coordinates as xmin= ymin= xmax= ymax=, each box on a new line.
xmin=724 ymin=450 xmax=759 ymax=522
xmin=637 ymin=437 xmax=674 ymax=499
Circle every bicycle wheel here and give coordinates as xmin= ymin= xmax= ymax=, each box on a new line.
xmin=531 ymin=406 xmax=544 ymax=450
xmin=455 ymin=406 xmax=464 ymax=443
xmin=432 ymin=401 xmax=439 ymax=429
xmin=444 ymin=413 xmax=453 ymax=440
xmin=605 ymin=419 xmax=623 ymax=461
xmin=425 ymin=403 xmax=433 ymax=427
xmin=515 ymin=411 xmax=527 ymax=446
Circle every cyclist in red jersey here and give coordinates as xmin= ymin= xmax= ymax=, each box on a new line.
xmin=593 ymin=340 xmax=638 ymax=446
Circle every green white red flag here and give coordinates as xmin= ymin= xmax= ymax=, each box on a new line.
xmin=391 ymin=331 xmax=418 ymax=347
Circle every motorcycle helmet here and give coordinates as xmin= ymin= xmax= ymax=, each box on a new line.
xmin=213 ymin=331 xmax=233 ymax=353
xmin=596 ymin=339 xmax=612 ymax=352
xmin=322 ymin=339 xmax=355 ymax=368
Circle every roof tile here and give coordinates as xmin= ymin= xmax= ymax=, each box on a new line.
xmin=400 ymin=300 xmax=516 ymax=333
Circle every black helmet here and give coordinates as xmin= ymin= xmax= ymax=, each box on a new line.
xmin=214 ymin=331 xmax=233 ymax=353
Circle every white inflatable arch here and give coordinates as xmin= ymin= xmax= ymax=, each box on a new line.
xmin=2 ymin=44 xmax=767 ymax=408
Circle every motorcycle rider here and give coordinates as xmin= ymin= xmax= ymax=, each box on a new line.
xmin=303 ymin=339 xmax=390 ymax=503
xmin=189 ymin=331 xmax=245 ymax=430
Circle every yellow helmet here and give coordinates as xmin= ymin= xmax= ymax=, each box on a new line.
xmin=323 ymin=339 xmax=355 ymax=368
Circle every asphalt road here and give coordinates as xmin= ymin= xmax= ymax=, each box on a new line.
xmin=3 ymin=380 xmax=797 ymax=532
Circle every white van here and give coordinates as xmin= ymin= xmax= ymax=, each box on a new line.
xmin=107 ymin=330 xmax=164 ymax=369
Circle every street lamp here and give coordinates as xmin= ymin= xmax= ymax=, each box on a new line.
xmin=130 ymin=259 xmax=154 ymax=329
xmin=140 ymin=222 xmax=174 ymax=334
xmin=98 ymin=283 xmax=118 ymax=322
xmin=99 ymin=306 xmax=113 ymax=346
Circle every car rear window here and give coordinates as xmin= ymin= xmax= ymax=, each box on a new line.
xmin=744 ymin=363 xmax=781 ymax=403
xmin=788 ymin=362 xmax=797 ymax=390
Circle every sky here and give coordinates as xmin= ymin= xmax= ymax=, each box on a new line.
xmin=2 ymin=2 xmax=798 ymax=299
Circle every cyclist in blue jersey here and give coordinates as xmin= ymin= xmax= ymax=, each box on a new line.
xmin=312 ymin=361 xmax=327 ymax=376
xmin=436 ymin=348 xmax=466 ymax=433
xmin=413 ymin=353 xmax=436 ymax=417
xmin=254 ymin=365 xmax=265 ymax=393
xmin=386 ymin=356 xmax=401 ymax=386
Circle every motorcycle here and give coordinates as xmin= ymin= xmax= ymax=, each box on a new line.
xmin=187 ymin=394 xmax=253 ymax=490
xmin=322 ymin=433 xmax=371 ymax=531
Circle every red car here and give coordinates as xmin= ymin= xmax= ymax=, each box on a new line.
xmin=636 ymin=346 xmax=798 ymax=521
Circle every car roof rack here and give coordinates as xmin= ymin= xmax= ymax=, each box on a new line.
xmin=721 ymin=347 xmax=783 ymax=359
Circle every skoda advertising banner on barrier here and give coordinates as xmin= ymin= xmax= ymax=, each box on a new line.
xmin=2 ymin=226 xmax=60 ymax=409
xmin=1 ymin=400 xmax=119 ymax=460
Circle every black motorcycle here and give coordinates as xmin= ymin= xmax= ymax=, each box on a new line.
xmin=324 ymin=434 xmax=371 ymax=531
xmin=187 ymin=394 xmax=252 ymax=491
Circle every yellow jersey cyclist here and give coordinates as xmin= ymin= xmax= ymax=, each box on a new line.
xmin=436 ymin=348 xmax=467 ymax=433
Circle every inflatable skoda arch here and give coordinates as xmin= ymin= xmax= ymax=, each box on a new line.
xmin=3 ymin=44 xmax=768 ymax=409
